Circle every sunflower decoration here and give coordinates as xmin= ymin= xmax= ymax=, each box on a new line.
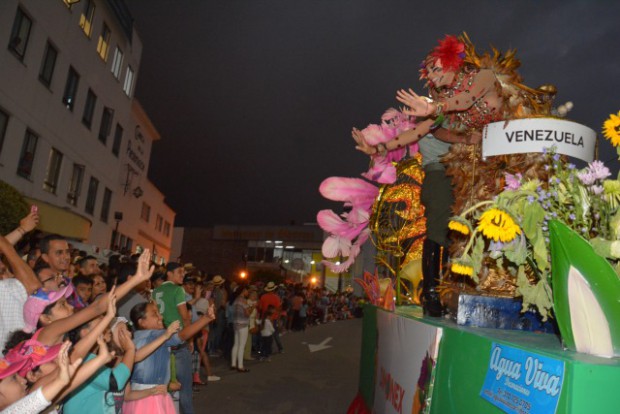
xmin=602 ymin=110 xmax=620 ymax=148
xmin=448 ymin=215 xmax=472 ymax=236
xmin=477 ymin=208 xmax=522 ymax=243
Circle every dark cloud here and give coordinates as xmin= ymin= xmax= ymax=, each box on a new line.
xmin=130 ymin=0 xmax=620 ymax=226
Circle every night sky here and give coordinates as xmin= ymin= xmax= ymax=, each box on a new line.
xmin=128 ymin=1 xmax=620 ymax=227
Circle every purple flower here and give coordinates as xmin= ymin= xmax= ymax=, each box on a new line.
xmin=568 ymin=163 xmax=576 ymax=170
xmin=589 ymin=160 xmax=611 ymax=180
xmin=578 ymin=170 xmax=596 ymax=185
xmin=504 ymin=173 xmax=522 ymax=191
xmin=591 ymin=185 xmax=604 ymax=195
xmin=553 ymin=153 xmax=561 ymax=161
xmin=527 ymin=195 xmax=536 ymax=203
xmin=569 ymin=213 xmax=576 ymax=221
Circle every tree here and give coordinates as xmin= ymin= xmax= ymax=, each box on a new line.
xmin=0 ymin=180 xmax=29 ymax=235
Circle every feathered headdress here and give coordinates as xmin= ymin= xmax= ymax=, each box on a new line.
xmin=420 ymin=35 xmax=465 ymax=79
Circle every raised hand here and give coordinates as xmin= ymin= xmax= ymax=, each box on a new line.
xmin=135 ymin=249 xmax=155 ymax=283
xmin=96 ymin=335 xmax=115 ymax=363
xmin=206 ymin=303 xmax=216 ymax=321
xmin=20 ymin=209 xmax=40 ymax=232
xmin=105 ymin=286 xmax=117 ymax=320
xmin=166 ymin=320 xmax=181 ymax=338
xmin=118 ymin=326 xmax=135 ymax=352
xmin=396 ymin=89 xmax=434 ymax=117
xmin=57 ymin=341 xmax=82 ymax=384
xmin=352 ymin=128 xmax=376 ymax=155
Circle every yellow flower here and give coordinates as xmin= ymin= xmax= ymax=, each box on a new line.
xmin=451 ymin=262 xmax=474 ymax=276
xmin=448 ymin=219 xmax=470 ymax=235
xmin=602 ymin=111 xmax=620 ymax=147
xmin=477 ymin=208 xmax=521 ymax=243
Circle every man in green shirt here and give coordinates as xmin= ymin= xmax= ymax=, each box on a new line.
xmin=153 ymin=262 xmax=193 ymax=414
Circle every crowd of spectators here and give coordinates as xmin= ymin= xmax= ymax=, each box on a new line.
xmin=0 ymin=209 xmax=363 ymax=413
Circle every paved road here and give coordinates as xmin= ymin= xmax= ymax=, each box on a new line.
xmin=192 ymin=318 xmax=362 ymax=413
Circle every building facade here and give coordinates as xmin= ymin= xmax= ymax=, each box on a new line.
xmin=0 ymin=0 xmax=174 ymax=261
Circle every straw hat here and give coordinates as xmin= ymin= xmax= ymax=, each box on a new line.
xmin=264 ymin=281 xmax=277 ymax=292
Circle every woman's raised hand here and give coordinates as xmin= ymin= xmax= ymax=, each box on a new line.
xmin=352 ymin=128 xmax=375 ymax=156
xmin=396 ymin=89 xmax=433 ymax=117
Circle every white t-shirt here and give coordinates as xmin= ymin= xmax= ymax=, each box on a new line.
xmin=0 ymin=278 xmax=27 ymax=352
xmin=261 ymin=318 xmax=275 ymax=337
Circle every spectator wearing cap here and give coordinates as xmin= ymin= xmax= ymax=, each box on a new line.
xmin=0 ymin=235 xmax=41 ymax=353
xmin=207 ymin=275 xmax=227 ymax=357
xmin=258 ymin=282 xmax=284 ymax=354
xmin=152 ymin=262 xmax=194 ymax=414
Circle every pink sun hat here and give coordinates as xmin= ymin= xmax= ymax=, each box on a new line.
xmin=0 ymin=357 xmax=29 ymax=379
xmin=23 ymin=284 xmax=74 ymax=334
xmin=5 ymin=338 xmax=63 ymax=377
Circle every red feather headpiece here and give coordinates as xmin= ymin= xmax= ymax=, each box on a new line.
xmin=420 ymin=35 xmax=466 ymax=79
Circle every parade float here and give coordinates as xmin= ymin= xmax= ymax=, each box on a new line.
xmin=317 ymin=34 xmax=620 ymax=414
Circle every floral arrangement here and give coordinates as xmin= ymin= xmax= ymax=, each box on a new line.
xmin=447 ymin=138 xmax=620 ymax=320
xmin=317 ymin=109 xmax=417 ymax=273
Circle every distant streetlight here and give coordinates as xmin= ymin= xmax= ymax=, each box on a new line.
xmin=310 ymin=276 xmax=317 ymax=285
xmin=240 ymin=271 xmax=247 ymax=279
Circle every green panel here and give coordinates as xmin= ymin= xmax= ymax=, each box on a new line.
xmin=361 ymin=306 xmax=620 ymax=413
xmin=358 ymin=304 xmax=378 ymax=408
xmin=431 ymin=328 xmax=503 ymax=414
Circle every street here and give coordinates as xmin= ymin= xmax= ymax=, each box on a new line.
xmin=193 ymin=318 xmax=363 ymax=413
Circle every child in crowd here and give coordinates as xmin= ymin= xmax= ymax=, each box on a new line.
xmin=259 ymin=306 xmax=276 ymax=362
xmin=68 ymin=275 xmax=93 ymax=310
xmin=123 ymin=300 xmax=215 ymax=412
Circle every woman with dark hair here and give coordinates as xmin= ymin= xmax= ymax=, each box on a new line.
xmin=230 ymin=284 xmax=254 ymax=373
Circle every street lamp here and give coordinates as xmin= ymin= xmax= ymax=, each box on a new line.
xmin=240 ymin=271 xmax=247 ymax=280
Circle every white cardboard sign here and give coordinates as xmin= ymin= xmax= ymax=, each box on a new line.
xmin=482 ymin=118 xmax=596 ymax=162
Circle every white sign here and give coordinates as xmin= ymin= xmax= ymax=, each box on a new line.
xmin=373 ymin=310 xmax=442 ymax=414
xmin=482 ymin=118 xmax=596 ymax=162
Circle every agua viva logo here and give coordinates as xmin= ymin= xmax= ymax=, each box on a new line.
xmin=379 ymin=366 xmax=405 ymax=414
xmin=489 ymin=345 xmax=562 ymax=397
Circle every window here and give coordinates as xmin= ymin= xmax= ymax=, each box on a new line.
xmin=112 ymin=124 xmax=123 ymax=156
xmin=62 ymin=66 xmax=80 ymax=111
xmin=85 ymin=176 xmax=99 ymax=215
xmin=140 ymin=202 xmax=150 ymax=222
xmin=82 ymin=89 xmax=97 ymax=128
xmin=43 ymin=148 xmax=63 ymax=194
xmin=0 ymin=109 xmax=8 ymax=156
xmin=96 ymin=23 xmax=111 ymax=61
xmin=100 ymin=187 xmax=112 ymax=223
xmin=155 ymin=214 xmax=163 ymax=232
xmin=39 ymin=41 xmax=58 ymax=88
xmin=111 ymin=47 xmax=123 ymax=79
xmin=163 ymin=221 xmax=171 ymax=237
xmin=67 ymin=163 xmax=84 ymax=206
xmin=98 ymin=107 xmax=114 ymax=144
xmin=123 ymin=66 xmax=134 ymax=97
xmin=8 ymin=7 xmax=32 ymax=59
xmin=17 ymin=130 xmax=38 ymax=179
xmin=79 ymin=0 xmax=95 ymax=38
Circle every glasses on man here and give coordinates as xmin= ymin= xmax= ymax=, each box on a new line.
xmin=40 ymin=273 xmax=63 ymax=284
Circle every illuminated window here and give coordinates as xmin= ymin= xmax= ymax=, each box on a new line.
xmin=8 ymin=7 xmax=32 ymax=60
xmin=17 ymin=130 xmax=38 ymax=179
xmin=123 ymin=66 xmax=134 ymax=97
xmin=43 ymin=148 xmax=63 ymax=194
xmin=96 ymin=23 xmax=111 ymax=61
xmin=62 ymin=66 xmax=80 ymax=111
xmin=79 ymin=0 xmax=95 ymax=38
xmin=82 ymin=89 xmax=97 ymax=128
xmin=111 ymin=47 xmax=123 ymax=79
xmin=39 ymin=41 xmax=58 ymax=87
